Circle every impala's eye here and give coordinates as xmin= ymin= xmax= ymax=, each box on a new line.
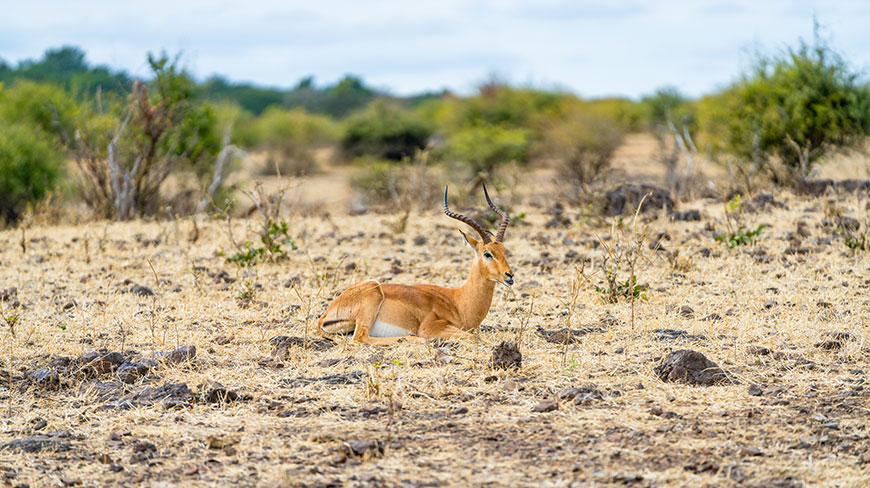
xmin=483 ymin=252 xmax=493 ymax=259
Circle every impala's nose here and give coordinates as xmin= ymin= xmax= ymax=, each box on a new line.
xmin=504 ymin=272 xmax=514 ymax=286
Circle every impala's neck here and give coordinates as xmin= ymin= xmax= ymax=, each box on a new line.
xmin=454 ymin=258 xmax=496 ymax=330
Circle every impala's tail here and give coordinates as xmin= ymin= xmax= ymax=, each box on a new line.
xmin=318 ymin=280 xmax=384 ymax=337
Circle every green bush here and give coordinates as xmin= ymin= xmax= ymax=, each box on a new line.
xmin=242 ymin=106 xmax=337 ymax=175
xmin=440 ymin=124 xmax=530 ymax=178
xmin=0 ymin=122 xmax=63 ymax=223
xmin=0 ymin=80 xmax=79 ymax=139
xmin=341 ymin=100 xmax=432 ymax=161
xmin=719 ymin=33 xmax=870 ymax=183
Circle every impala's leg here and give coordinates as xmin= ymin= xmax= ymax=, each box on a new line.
xmin=418 ymin=314 xmax=476 ymax=341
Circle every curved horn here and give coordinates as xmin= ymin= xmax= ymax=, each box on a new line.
xmin=443 ymin=186 xmax=492 ymax=244
xmin=482 ymin=182 xmax=510 ymax=242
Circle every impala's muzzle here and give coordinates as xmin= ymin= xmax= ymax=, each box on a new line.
xmin=504 ymin=272 xmax=514 ymax=286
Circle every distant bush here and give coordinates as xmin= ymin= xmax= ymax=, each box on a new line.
xmin=440 ymin=124 xmax=530 ymax=182
xmin=348 ymin=154 xmax=442 ymax=209
xmin=0 ymin=122 xmax=63 ymax=223
xmin=718 ymin=32 xmax=870 ymax=184
xmin=242 ymin=107 xmax=337 ymax=176
xmin=0 ymin=80 xmax=79 ymax=138
xmin=341 ymin=101 xmax=432 ymax=161
xmin=548 ymin=112 xmax=625 ymax=199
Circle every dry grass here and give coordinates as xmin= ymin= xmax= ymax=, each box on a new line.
xmin=1 ymin=169 xmax=869 ymax=487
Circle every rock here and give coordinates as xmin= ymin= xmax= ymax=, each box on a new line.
xmin=342 ymin=439 xmax=384 ymax=459
xmin=604 ymin=184 xmax=674 ymax=216
xmin=117 ymin=360 xmax=156 ymax=384
xmin=490 ymin=341 xmax=522 ymax=370
xmin=574 ymin=388 xmax=606 ymax=406
xmin=0 ymin=287 xmax=17 ymax=301
xmin=201 ymin=382 xmax=241 ymax=403
xmin=814 ymin=340 xmax=843 ymax=351
xmin=738 ymin=445 xmax=764 ymax=457
xmin=412 ymin=236 xmax=427 ymax=246
xmin=747 ymin=345 xmax=772 ymax=356
xmin=206 ymin=435 xmax=240 ymax=449
xmin=0 ymin=435 xmax=71 ymax=453
xmin=27 ymin=368 xmax=60 ymax=389
xmin=678 ymin=305 xmax=695 ymax=318
xmin=838 ymin=216 xmax=861 ymax=232
xmin=270 ymin=336 xmax=335 ymax=357
xmin=77 ymin=351 xmax=125 ymax=376
xmin=825 ymin=331 xmax=855 ymax=342
xmin=763 ymin=300 xmax=777 ymax=310
xmin=651 ymin=329 xmax=706 ymax=342
xmin=654 ymin=350 xmax=730 ymax=386
xmin=748 ymin=384 xmax=762 ymax=396
xmin=130 ymin=285 xmax=154 ymax=297
xmin=535 ymin=325 xmax=602 ymax=344
xmin=670 ymin=209 xmax=701 ymax=221
xmin=112 ymin=383 xmax=195 ymax=409
xmin=531 ymin=399 xmax=558 ymax=413
xmin=556 ymin=387 xmax=582 ymax=400
xmin=154 ymin=345 xmax=196 ymax=364
xmin=60 ymin=476 xmax=80 ymax=486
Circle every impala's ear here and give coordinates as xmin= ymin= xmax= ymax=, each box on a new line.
xmin=458 ymin=230 xmax=479 ymax=250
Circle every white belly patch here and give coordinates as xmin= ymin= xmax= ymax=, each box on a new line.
xmin=369 ymin=320 xmax=410 ymax=338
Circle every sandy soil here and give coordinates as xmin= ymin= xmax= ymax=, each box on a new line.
xmin=1 ymin=147 xmax=870 ymax=487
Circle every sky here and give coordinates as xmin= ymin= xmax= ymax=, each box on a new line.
xmin=2 ymin=0 xmax=870 ymax=99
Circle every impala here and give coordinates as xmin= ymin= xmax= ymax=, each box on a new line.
xmin=317 ymin=184 xmax=514 ymax=344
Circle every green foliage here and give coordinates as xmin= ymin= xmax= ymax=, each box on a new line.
xmin=715 ymin=225 xmax=766 ymax=248
xmin=642 ymin=86 xmax=693 ymax=129
xmin=242 ymin=106 xmax=338 ymax=148
xmin=459 ymin=82 xmax=564 ymax=129
xmin=595 ymin=274 xmax=647 ymax=304
xmin=0 ymin=121 xmax=63 ymax=222
xmin=226 ymin=220 xmax=297 ymax=266
xmin=342 ymin=101 xmax=432 ymax=161
xmin=284 ymin=75 xmax=378 ymax=118
xmin=71 ymin=52 xmax=224 ymax=219
xmin=200 ymin=76 xmax=284 ymax=115
xmin=0 ymin=80 xmax=79 ymax=138
xmin=440 ymin=124 xmax=530 ymax=177
xmin=0 ymin=46 xmax=131 ymax=97
xmin=715 ymin=195 xmax=765 ymax=248
xmin=717 ymin=31 xmax=870 ymax=183
xmin=241 ymin=106 xmax=338 ymax=176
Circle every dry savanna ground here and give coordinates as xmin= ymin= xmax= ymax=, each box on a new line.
xmin=1 ymin=152 xmax=870 ymax=487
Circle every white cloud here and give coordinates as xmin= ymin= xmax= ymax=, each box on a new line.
xmin=2 ymin=0 xmax=868 ymax=97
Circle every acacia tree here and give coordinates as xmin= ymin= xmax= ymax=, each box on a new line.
xmin=723 ymin=31 xmax=870 ymax=183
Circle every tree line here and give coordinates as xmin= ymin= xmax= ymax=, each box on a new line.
xmin=1 ymin=29 xmax=869 ymax=224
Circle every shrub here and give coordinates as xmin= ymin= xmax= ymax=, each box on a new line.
xmin=242 ymin=106 xmax=337 ymax=176
xmin=720 ymin=30 xmax=870 ymax=184
xmin=71 ymin=53 xmax=225 ymax=219
xmin=0 ymin=122 xmax=63 ymax=223
xmin=549 ymin=112 xmax=625 ymax=199
xmin=0 ymin=80 xmax=79 ymax=139
xmin=440 ymin=124 xmax=530 ymax=181
xmin=348 ymin=154 xmax=441 ymax=209
xmin=341 ymin=101 xmax=432 ymax=161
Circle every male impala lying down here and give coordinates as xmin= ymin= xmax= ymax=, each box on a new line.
xmin=317 ymin=184 xmax=514 ymax=344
